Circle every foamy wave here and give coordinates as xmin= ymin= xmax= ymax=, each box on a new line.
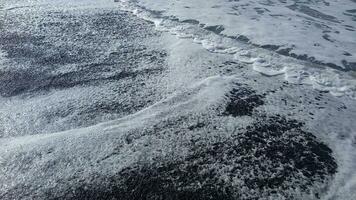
xmin=116 ymin=0 xmax=356 ymax=99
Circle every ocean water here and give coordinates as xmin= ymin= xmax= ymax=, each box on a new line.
xmin=0 ymin=0 xmax=355 ymax=199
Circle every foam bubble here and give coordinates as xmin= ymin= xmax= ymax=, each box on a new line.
xmin=310 ymin=72 xmax=356 ymax=98
xmin=284 ymin=68 xmax=313 ymax=85
xmin=252 ymin=57 xmax=287 ymax=76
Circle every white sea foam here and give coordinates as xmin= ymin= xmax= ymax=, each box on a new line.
xmin=113 ymin=1 xmax=356 ymax=199
xmin=0 ymin=75 xmax=236 ymax=194
xmin=0 ymin=50 xmax=6 ymax=68
xmin=1 ymin=0 xmax=355 ymax=199
xmin=308 ymin=99 xmax=356 ymax=200
xmin=129 ymin=0 xmax=356 ymax=68
xmin=116 ymin=0 xmax=356 ymax=99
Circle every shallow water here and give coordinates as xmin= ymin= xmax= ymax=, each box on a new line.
xmin=120 ymin=0 xmax=356 ymax=98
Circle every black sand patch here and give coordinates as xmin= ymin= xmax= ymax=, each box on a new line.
xmin=181 ymin=19 xmax=200 ymax=25
xmin=204 ymin=25 xmax=225 ymax=34
xmin=0 ymin=9 xmax=167 ymax=138
xmin=254 ymin=7 xmax=270 ymax=15
xmin=287 ymin=4 xmax=339 ymax=23
xmin=38 ymin=116 xmax=337 ymax=200
xmin=0 ymin=10 xmax=165 ymax=97
xmin=223 ymin=85 xmax=265 ymax=116
xmin=346 ymin=9 xmax=356 ymax=14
